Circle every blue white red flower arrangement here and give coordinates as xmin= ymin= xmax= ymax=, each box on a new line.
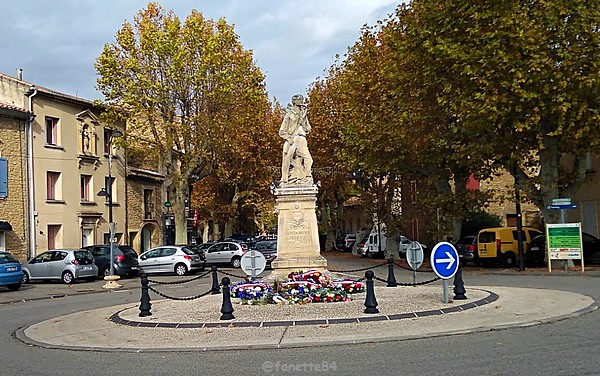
xmin=230 ymin=269 xmax=364 ymax=305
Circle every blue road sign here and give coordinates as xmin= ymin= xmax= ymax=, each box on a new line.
xmin=546 ymin=204 xmax=577 ymax=210
xmin=430 ymin=242 xmax=459 ymax=279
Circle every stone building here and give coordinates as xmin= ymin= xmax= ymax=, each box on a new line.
xmin=0 ymin=72 xmax=164 ymax=260
xmin=0 ymin=101 xmax=31 ymax=260
xmin=125 ymin=167 xmax=164 ymax=253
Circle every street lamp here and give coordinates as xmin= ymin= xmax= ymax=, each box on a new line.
xmin=97 ymin=128 xmax=123 ymax=289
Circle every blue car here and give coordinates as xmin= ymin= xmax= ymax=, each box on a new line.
xmin=0 ymin=251 xmax=24 ymax=291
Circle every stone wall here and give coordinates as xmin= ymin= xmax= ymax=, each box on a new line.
xmin=126 ymin=176 xmax=163 ymax=252
xmin=481 ymin=170 xmax=541 ymax=228
xmin=0 ymin=115 xmax=27 ymax=260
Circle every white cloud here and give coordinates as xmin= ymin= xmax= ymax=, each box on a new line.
xmin=0 ymin=0 xmax=400 ymax=103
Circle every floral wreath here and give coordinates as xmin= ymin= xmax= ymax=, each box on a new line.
xmin=230 ymin=270 xmax=364 ymax=305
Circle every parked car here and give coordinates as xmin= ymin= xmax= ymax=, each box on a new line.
xmin=365 ymin=227 xmax=387 ymax=258
xmin=138 ymin=245 xmax=204 ymax=276
xmin=253 ymin=240 xmax=278 ymax=268
xmin=398 ymin=236 xmax=428 ymax=258
xmin=336 ymin=234 xmax=356 ymax=252
xmin=183 ymin=244 xmax=207 ymax=267
xmin=357 ymin=239 xmax=368 ymax=257
xmin=82 ymin=244 xmax=140 ymax=278
xmin=477 ymin=227 xmax=543 ymax=267
xmin=0 ymin=251 xmax=24 ymax=291
xmin=204 ymin=241 xmax=247 ymax=268
xmin=227 ymin=234 xmax=257 ymax=249
xmin=21 ymin=249 xmax=98 ymax=284
xmin=454 ymin=236 xmax=478 ymax=266
xmin=526 ymin=234 xmax=547 ymax=266
xmin=527 ymin=232 xmax=600 ymax=265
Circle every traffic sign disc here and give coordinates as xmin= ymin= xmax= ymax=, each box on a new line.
xmin=430 ymin=242 xmax=459 ymax=279
xmin=240 ymin=251 xmax=267 ymax=277
xmin=406 ymin=241 xmax=424 ymax=270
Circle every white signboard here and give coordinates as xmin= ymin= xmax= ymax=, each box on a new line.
xmin=406 ymin=241 xmax=424 ymax=270
xmin=240 ymin=251 xmax=266 ymax=277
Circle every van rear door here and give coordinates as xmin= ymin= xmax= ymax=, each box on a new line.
xmin=478 ymin=230 xmax=498 ymax=258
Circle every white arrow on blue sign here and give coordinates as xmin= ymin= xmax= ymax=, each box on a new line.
xmin=430 ymin=242 xmax=459 ymax=279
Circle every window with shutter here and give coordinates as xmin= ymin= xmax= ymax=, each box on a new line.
xmin=0 ymin=158 xmax=7 ymax=197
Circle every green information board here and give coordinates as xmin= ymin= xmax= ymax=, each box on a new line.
xmin=547 ymin=223 xmax=582 ymax=260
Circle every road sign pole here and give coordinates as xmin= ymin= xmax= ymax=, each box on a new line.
xmin=430 ymin=242 xmax=460 ymax=303
xmin=442 ymin=280 xmax=449 ymax=303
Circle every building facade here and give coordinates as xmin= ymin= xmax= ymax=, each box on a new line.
xmin=0 ymin=72 xmax=163 ymax=259
xmin=0 ymin=101 xmax=30 ymax=260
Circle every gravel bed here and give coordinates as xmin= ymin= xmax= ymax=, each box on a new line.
xmin=120 ymin=286 xmax=489 ymax=324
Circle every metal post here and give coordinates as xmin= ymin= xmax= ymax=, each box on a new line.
xmin=363 ymin=270 xmax=379 ymax=314
xmin=139 ymin=273 xmax=152 ymax=317
xmin=108 ymin=151 xmax=114 ymax=276
xmin=220 ymin=277 xmax=235 ymax=320
xmin=442 ymin=279 xmax=449 ymax=304
xmin=210 ymin=265 xmax=220 ymax=294
xmin=515 ymin=164 xmax=525 ymax=272
xmin=386 ymin=257 xmax=397 ymax=287
xmin=101 ymin=129 xmax=122 ymax=289
xmin=453 ymin=264 xmax=467 ymax=300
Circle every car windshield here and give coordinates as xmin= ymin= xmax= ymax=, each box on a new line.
xmin=74 ymin=251 xmax=94 ymax=265
xmin=181 ymin=247 xmax=195 ymax=255
xmin=0 ymin=253 xmax=18 ymax=264
xmin=119 ymin=246 xmax=138 ymax=258
xmin=456 ymin=237 xmax=473 ymax=245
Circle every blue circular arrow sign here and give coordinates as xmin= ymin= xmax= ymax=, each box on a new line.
xmin=430 ymin=242 xmax=459 ymax=279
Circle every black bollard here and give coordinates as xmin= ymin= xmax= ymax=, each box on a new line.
xmin=210 ymin=265 xmax=220 ymax=294
xmin=220 ymin=277 xmax=235 ymax=320
xmin=453 ymin=264 xmax=467 ymax=300
xmin=364 ymin=270 xmax=379 ymax=314
xmin=139 ymin=273 xmax=152 ymax=317
xmin=386 ymin=257 xmax=397 ymax=287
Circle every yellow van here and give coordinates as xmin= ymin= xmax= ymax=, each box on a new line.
xmin=477 ymin=227 xmax=543 ymax=267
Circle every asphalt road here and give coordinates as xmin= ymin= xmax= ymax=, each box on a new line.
xmin=1 ymin=253 xmax=600 ymax=376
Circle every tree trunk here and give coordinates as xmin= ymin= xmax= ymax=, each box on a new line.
xmin=172 ymin=181 xmax=189 ymax=245
xmin=538 ymin=130 xmax=561 ymax=224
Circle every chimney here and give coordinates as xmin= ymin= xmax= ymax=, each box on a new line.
xmin=17 ymin=68 xmax=23 ymax=80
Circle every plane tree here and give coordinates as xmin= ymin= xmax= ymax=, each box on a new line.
xmin=96 ymin=3 xmax=270 ymax=243
xmin=391 ymin=0 xmax=600 ymax=224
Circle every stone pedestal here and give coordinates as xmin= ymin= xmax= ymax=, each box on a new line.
xmin=270 ymin=186 xmax=328 ymax=280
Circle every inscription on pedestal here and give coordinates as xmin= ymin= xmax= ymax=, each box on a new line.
xmin=287 ymin=211 xmax=314 ymax=248
xmin=272 ymin=187 xmax=327 ymax=275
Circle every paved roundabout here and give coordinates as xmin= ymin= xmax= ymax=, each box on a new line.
xmin=16 ymin=285 xmax=598 ymax=352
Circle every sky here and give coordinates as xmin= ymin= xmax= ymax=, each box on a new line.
xmin=1 ymin=0 xmax=399 ymax=104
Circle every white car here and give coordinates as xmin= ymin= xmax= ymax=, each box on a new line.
xmin=21 ymin=249 xmax=98 ymax=284
xmin=204 ymin=241 xmax=247 ymax=268
xmin=138 ymin=246 xmax=204 ymax=276
xmin=398 ymin=236 xmax=428 ymax=258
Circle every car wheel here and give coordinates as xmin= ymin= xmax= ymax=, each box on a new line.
xmin=22 ymin=272 xmax=30 ymax=284
xmin=231 ymin=257 xmax=241 ymax=268
xmin=102 ymin=266 xmax=111 ymax=277
xmin=503 ymin=252 xmax=516 ymax=267
xmin=62 ymin=271 xmax=74 ymax=284
xmin=7 ymin=283 xmax=21 ymax=291
xmin=365 ymin=250 xmax=371 ymax=258
xmin=175 ymin=263 xmax=188 ymax=276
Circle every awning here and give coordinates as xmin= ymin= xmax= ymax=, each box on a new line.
xmin=0 ymin=221 xmax=12 ymax=231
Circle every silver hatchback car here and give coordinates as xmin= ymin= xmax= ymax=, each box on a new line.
xmin=138 ymin=245 xmax=204 ymax=276
xmin=21 ymin=249 xmax=98 ymax=284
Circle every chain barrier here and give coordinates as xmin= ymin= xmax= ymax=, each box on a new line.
xmin=373 ymin=275 xmax=441 ymax=286
xmin=217 ymin=269 xmax=249 ymax=280
xmin=148 ymin=285 xmax=215 ymax=301
xmin=394 ymin=261 xmax=435 ymax=273
xmin=146 ymin=269 xmax=212 ymax=285
xmin=329 ymin=261 xmax=388 ymax=274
